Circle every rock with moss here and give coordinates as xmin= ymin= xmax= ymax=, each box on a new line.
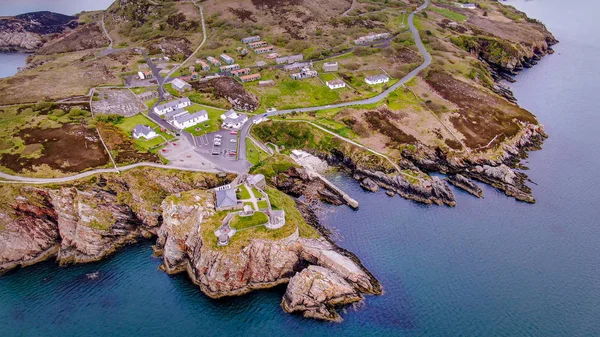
xmin=154 ymin=189 xmax=381 ymax=322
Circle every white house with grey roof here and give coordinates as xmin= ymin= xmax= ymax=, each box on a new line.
xmin=222 ymin=114 xmax=248 ymax=130
xmin=164 ymin=108 xmax=188 ymax=120
xmin=171 ymin=110 xmax=209 ymax=130
xmin=132 ymin=124 xmax=158 ymax=140
xmin=154 ymin=98 xmax=191 ymax=115
xmin=171 ymin=78 xmax=192 ymax=92
xmin=326 ymin=79 xmax=346 ymax=89
xmin=221 ymin=109 xmax=240 ymax=120
xmin=459 ymin=3 xmax=477 ymax=9
xmin=242 ymin=36 xmax=261 ymax=44
xmin=276 ymin=54 xmax=304 ymax=65
xmin=365 ymin=74 xmax=390 ymax=85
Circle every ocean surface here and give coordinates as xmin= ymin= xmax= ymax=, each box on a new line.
xmin=0 ymin=53 xmax=28 ymax=78
xmin=1 ymin=0 xmax=600 ymax=336
xmin=0 ymin=0 xmax=115 ymax=78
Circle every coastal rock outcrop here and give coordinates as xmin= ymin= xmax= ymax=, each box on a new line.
xmin=282 ymin=265 xmax=362 ymax=322
xmin=359 ymin=177 xmax=379 ymax=193
xmin=154 ymin=190 xmax=381 ymax=321
xmin=447 ymin=174 xmax=483 ymax=198
xmin=354 ymin=169 xmax=456 ymax=206
xmin=0 ymin=11 xmax=77 ymax=52
xmin=0 ymin=169 xmax=231 ymax=275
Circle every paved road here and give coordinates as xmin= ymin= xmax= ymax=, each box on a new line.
xmin=0 ymin=163 xmax=230 ymax=185
xmin=165 ymin=1 xmax=207 ymax=79
xmin=238 ymin=0 xmax=431 ymax=162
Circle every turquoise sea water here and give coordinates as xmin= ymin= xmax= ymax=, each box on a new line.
xmin=1 ymin=0 xmax=600 ymax=336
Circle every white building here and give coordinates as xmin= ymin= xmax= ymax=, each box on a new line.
xmin=172 ymin=110 xmax=209 ymax=129
xmin=132 ymin=124 xmax=158 ymax=140
xmin=354 ymin=32 xmax=390 ymax=45
xmin=221 ymin=109 xmax=239 ymax=120
xmin=220 ymin=54 xmax=235 ymax=65
xmin=275 ymin=54 xmax=304 ymax=65
xmin=153 ymin=97 xmax=191 ymax=115
xmin=459 ymin=3 xmax=477 ymax=9
xmin=242 ymin=36 xmax=261 ymax=44
xmin=326 ymin=79 xmax=346 ymax=90
xmin=222 ymin=114 xmax=248 ymax=130
xmin=291 ymin=149 xmax=310 ymax=161
xmin=171 ymin=78 xmax=191 ymax=92
xmin=323 ymin=62 xmax=339 ymax=72
xmin=291 ymin=68 xmax=318 ymax=80
xmin=365 ymin=74 xmax=390 ymax=85
xmin=137 ymin=71 xmax=146 ymax=80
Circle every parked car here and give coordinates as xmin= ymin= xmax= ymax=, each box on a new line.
xmin=266 ymin=108 xmax=277 ymax=113
xmin=230 ymin=131 xmax=238 ymax=135
xmin=215 ymin=134 xmax=222 ymax=139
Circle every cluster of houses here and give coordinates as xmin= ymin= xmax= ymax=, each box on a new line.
xmin=354 ymin=32 xmax=390 ymax=45
xmin=153 ymin=97 xmax=209 ymax=130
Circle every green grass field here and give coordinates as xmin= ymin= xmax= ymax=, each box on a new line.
xmin=230 ymin=212 xmax=269 ymax=230
xmin=116 ymin=113 xmax=173 ymax=151
xmin=257 ymin=200 xmax=269 ymax=209
xmin=430 ymin=7 xmax=467 ymax=22
xmin=238 ymin=184 xmax=251 ymax=200
xmin=251 ymin=187 xmax=264 ymax=198
xmin=183 ymin=104 xmax=224 ymax=136
xmin=246 ymin=138 xmax=270 ymax=166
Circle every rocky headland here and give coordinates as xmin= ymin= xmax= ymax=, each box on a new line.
xmin=0 ymin=11 xmax=78 ymax=52
xmin=0 ymin=168 xmax=381 ymax=322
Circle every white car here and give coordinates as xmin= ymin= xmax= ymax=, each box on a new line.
xmin=230 ymin=139 xmax=237 ymax=143
xmin=266 ymin=107 xmax=277 ymax=113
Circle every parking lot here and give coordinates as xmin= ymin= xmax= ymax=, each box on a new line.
xmin=194 ymin=129 xmax=239 ymax=161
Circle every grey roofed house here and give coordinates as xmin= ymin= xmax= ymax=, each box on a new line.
xmin=132 ymin=124 xmax=155 ymax=138
xmin=247 ymin=174 xmax=266 ymax=188
xmin=165 ymin=108 xmax=188 ymax=120
xmin=365 ymin=74 xmax=390 ymax=83
xmin=216 ymin=188 xmax=238 ymax=210
xmin=155 ymin=97 xmax=191 ymax=111
xmin=173 ymin=110 xmax=208 ymax=125
xmin=223 ymin=114 xmax=248 ymax=127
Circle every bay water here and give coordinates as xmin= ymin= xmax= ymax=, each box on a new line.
xmin=1 ymin=0 xmax=600 ymax=336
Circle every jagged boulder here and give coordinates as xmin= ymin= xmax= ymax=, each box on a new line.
xmin=282 ymin=265 xmax=362 ymax=322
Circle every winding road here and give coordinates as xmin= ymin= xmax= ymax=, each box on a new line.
xmin=238 ymin=0 xmax=431 ymax=163
xmin=0 ymin=163 xmax=229 ymax=185
xmin=0 ymin=0 xmax=430 ymax=184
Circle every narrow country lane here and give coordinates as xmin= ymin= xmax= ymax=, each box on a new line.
xmin=238 ymin=0 xmax=431 ymax=164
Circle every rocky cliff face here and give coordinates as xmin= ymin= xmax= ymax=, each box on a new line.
xmin=155 ymin=190 xmax=381 ymax=322
xmin=0 ymin=11 xmax=77 ymax=52
xmin=0 ymin=169 xmax=230 ymax=274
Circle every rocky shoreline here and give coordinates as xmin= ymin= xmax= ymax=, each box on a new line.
xmin=0 ymin=11 xmax=78 ymax=53
xmin=0 ymin=170 xmax=381 ymax=323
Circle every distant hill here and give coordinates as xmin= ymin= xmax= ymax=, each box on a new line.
xmin=0 ymin=11 xmax=78 ymax=52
